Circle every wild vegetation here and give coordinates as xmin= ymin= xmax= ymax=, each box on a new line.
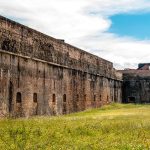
xmin=0 ymin=103 xmax=150 ymax=150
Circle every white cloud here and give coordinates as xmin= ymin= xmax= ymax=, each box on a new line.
xmin=88 ymin=0 xmax=150 ymax=15
xmin=0 ymin=0 xmax=150 ymax=69
xmin=75 ymin=33 xmax=150 ymax=69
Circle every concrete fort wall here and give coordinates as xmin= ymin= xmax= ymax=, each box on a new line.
xmin=0 ymin=16 xmax=122 ymax=117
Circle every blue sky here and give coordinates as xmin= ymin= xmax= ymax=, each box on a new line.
xmin=1 ymin=0 xmax=150 ymax=69
xmin=109 ymin=13 xmax=150 ymax=40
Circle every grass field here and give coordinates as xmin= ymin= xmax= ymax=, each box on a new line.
xmin=0 ymin=103 xmax=150 ymax=150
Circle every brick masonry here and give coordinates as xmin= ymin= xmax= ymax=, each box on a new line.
xmin=0 ymin=15 xmax=122 ymax=117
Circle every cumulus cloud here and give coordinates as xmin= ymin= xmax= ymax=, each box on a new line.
xmin=0 ymin=0 xmax=150 ymax=69
xmin=75 ymin=33 xmax=150 ymax=69
xmin=88 ymin=0 xmax=150 ymax=15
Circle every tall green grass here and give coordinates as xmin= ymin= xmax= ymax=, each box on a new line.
xmin=0 ymin=103 xmax=150 ymax=150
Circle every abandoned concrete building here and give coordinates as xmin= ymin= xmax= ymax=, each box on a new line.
xmin=0 ymin=16 xmax=149 ymax=118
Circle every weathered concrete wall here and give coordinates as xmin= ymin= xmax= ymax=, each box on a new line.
xmin=121 ymin=70 xmax=150 ymax=103
xmin=0 ymin=16 xmax=122 ymax=117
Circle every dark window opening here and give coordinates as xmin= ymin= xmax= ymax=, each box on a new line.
xmin=63 ymin=94 xmax=67 ymax=114
xmin=128 ymin=96 xmax=136 ymax=103
xmin=114 ymin=98 xmax=117 ymax=102
xmin=84 ymin=95 xmax=86 ymax=101
xmin=52 ymin=94 xmax=56 ymax=103
xmin=77 ymin=94 xmax=79 ymax=102
xmin=63 ymin=94 xmax=66 ymax=102
xmin=33 ymin=93 xmax=37 ymax=103
xmin=16 ymin=92 xmax=22 ymax=103
xmin=94 ymin=95 xmax=96 ymax=101
xmin=8 ymin=81 xmax=13 ymax=112
xmin=100 ymin=95 xmax=102 ymax=101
